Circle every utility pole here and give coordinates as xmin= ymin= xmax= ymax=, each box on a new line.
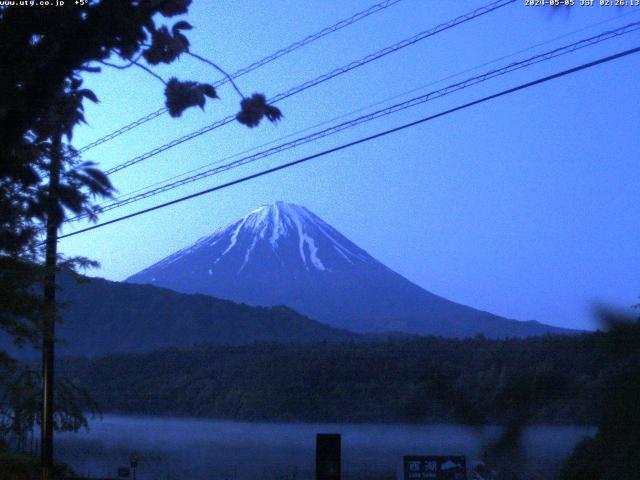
xmin=41 ymin=128 xmax=62 ymax=479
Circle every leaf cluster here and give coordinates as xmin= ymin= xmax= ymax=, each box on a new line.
xmin=143 ymin=21 xmax=192 ymax=65
xmin=237 ymin=93 xmax=283 ymax=128
xmin=165 ymin=77 xmax=218 ymax=117
xmin=0 ymin=0 xmax=192 ymax=255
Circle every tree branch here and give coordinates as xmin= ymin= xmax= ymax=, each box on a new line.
xmin=187 ymin=51 xmax=245 ymax=99
xmin=101 ymin=50 xmax=166 ymax=85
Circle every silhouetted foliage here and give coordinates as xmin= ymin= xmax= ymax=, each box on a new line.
xmin=0 ymin=259 xmax=42 ymax=356
xmin=237 ymin=93 xmax=284 ymax=128
xmin=165 ymin=77 xmax=218 ymax=117
xmin=0 ymin=0 xmax=283 ymax=365
xmin=0 ymin=451 xmax=75 ymax=480
xmin=0 ymin=0 xmax=281 ymax=450
xmin=0 ymin=360 xmax=100 ymax=453
xmin=143 ymin=22 xmax=191 ymax=65
xmin=561 ymin=313 xmax=640 ymax=480
xmin=0 ymin=75 xmax=115 ymax=379
xmin=1 ymin=1 xmax=206 ymax=261
xmin=58 ymin=330 xmax=633 ymax=425
xmin=1 ymin=1 xmax=199 ymax=180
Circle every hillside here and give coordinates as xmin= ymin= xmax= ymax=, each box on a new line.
xmin=3 ymin=273 xmax=359 ymax=359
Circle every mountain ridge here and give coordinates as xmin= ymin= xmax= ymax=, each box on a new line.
xmin=127 ymin=201 xmax=575 ymax=338
xmin=0 ymin=272 xmax=361 ymax=360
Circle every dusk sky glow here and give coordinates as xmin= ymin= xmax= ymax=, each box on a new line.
xmin=60 ymin=0 xmax=640 ymax=331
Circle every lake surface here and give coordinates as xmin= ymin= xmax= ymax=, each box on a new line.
xmin=55 ymin=415 xmax=595 ymax=480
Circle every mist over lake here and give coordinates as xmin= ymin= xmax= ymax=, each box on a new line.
xmin=55 ymin=415 xmax=595 ymax=480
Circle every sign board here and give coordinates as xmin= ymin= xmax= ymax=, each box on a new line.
xmin=316 ymin=433 xmax=341 ymax=480
xmin=117 ymin=467 xmax=130 ymax=478
xmin=403 ymin=456 xmax=467 ymax=480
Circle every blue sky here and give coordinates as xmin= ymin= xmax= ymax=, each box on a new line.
xmin=62 ymin=1 xmax=640 ymax=330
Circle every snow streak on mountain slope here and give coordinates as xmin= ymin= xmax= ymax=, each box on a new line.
xmin=150 ymin=202 xmax=372 ymax=276
xmin=127 ymin=202 xmax=574 ymax=338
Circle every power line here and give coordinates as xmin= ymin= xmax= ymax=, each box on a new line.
xmin=102 ymin=0 xmax=516 ymax=176
xmin=57 ymin=45 xmax=640 ymax=241
xmin=91 ymin=10 xmax=640 ymax=210
xmin=76 ymin=0 xmax=405 ymax=154
xmin=68 ymin=21 xmax=640 ymax=221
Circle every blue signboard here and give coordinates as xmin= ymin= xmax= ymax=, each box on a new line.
xmin=403 ymin=456 xmax=467 ymax=480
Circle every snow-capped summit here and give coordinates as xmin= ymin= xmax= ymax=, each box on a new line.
xmin=147 ymin=202 xmax=372 ymax=277
xmin=126 ymin=202 xmax=572 ymax=338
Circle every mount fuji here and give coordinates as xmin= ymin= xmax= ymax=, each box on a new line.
xmin=126 ymin=202 xmax=573 ymax=338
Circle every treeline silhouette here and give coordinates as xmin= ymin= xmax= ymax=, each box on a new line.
xmin=58 ymin=330 xmax=636 ymax=424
